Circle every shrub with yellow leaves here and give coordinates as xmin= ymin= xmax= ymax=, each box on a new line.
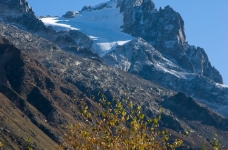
xmin=61 ymin=93 xmax=183 ymax=150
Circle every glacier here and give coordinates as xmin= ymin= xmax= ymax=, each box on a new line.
xmin=40 ymin=0 xmax=133 ymax=56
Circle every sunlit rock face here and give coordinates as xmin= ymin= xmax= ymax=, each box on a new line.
xmin=102 ymin=0 xmax=226 ymax=114
xmin=118 ymin=0 xmax=222 ymax=84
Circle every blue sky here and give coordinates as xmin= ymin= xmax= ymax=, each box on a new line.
xmin=27 ymin=0 xmax=228 ymax=85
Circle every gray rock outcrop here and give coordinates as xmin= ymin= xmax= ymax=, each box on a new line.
xmin=62 ymin=11 xmax=78 ymax=18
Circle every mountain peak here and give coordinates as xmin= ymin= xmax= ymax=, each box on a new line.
xmin=164 ymin=5 xmax=173 ymax=10
xmin=0 ymin=0 xmax=48 ymax=32
xmin=0 ymin=0 xmax=33 ymax=13
xmin=118 ymin=0 xmax=156 ymax=12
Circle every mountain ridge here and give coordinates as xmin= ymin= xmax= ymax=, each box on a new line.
xmin=0 ymin=0 xmax=228 ymax=149
xmin=1 ymin=31 xmax=228 ymax=148
xmin=47 ymin=0 xmax=228 ymax=117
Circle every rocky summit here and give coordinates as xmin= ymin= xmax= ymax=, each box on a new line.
xmin=0 ymin=0 xmax=227 ymax=149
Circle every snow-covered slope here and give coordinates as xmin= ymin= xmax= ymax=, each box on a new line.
xmin=41 ymin=0 xmax=133 ymax=56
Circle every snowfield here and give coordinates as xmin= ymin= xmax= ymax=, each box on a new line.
xmin=40 ymin=0 xmax=133 ymax=56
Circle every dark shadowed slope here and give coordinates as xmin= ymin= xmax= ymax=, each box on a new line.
xmin=0 ymin=36 xmax=101 ymax=149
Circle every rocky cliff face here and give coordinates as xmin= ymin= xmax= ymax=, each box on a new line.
xmin=0 ymin=0 xmax=47 ymax=32
xmin=116 ymin=0 xmax=222 ymax=84
xmin=186 ymin=45 xmax=222 ymax=83
xmin=0 ymin=0 xmax=31 ymax=13
xmin=103 ymin=38 xmax=228 ymax=116
xmin=74 ymin=0 xmax=223 ymax=85
xmin=96 ymin=0 xmax=227 ymax=116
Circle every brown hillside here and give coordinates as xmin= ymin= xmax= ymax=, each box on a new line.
xmin=0 ymin=37 xmax=100 ymax=149
xmin=0 ymin=93 xmax=58 ymax=150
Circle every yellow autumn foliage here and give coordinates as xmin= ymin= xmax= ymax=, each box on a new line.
xmin=61 ymin=94 xmax=183 ymax=150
